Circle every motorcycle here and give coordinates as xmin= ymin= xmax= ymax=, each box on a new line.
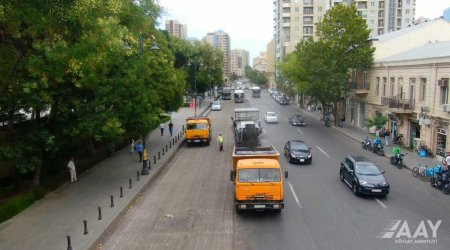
xmin=390 ymin=153 xmax=406 ymax=169
xmin=393 ymin=134 xmax=403 ymax=145
xmin=430 ymin=165 xmax=445 ymax=189
xmin=362 ymin=136 xmax=372 ymax=150
xmin=372 ymin=142 xmax=385 ymax=156
xmin=441 ymin=171 xmax=450 ymax=194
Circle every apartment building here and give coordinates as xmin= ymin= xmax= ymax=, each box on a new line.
xmin=346 ymin=19 xmax=450 ymax=156
xmin=165 ymin=20 xmax=188 ymax=39
xmin=204 ymin=30 xmax=231 ymax=76
xmin=253 ymin=52 xmax=267 ymax=73
xmin=230 ymin=49 xmax=249 ymax=77
xmin=266 ymin=39 xmax=277 ymax=89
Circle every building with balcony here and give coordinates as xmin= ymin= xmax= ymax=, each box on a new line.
xmin=345 ymin=19 xmax=450 ymax=157
xmin=204 ymin=30 xmax=231 ymax=77
xmin=165 ymin=20 xmax=188 ymax=39
xmin=230 ymin=49 xmax=249 ymax=77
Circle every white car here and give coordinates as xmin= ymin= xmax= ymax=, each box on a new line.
xmin=211 ymin=101 xmax=222 ymax=111
xmin=265 ymin=112 xmax=278 ymax=123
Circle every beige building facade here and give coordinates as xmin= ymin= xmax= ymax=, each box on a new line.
xmin=230 ymin=49 xmax=249 ymax=77
xmin=346 ymin=19 xmax=450 ymax=158
xmin=253 ymin=52 xmax=267 ymax=73
xmin=266 ymin=39 xmax=277 ymax=89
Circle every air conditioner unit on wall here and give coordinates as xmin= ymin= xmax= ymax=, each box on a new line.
xmin=443 ymin=104 xmax=450 ymax=112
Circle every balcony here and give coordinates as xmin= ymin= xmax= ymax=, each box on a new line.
xmin=350 ymin=82 xmax=370 ymax=95
xmin=381 ymin=94 xmax=415 ymax=113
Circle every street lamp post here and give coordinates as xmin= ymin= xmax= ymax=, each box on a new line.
xmin=189 ymin=60 xmax=202 ymax=117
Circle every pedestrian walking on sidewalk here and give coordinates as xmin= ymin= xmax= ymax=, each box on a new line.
xmin=130 ymin=139 xmax=135 ymax=154
xmin=160 ymin=123 xmax=165 ymax=136
xmin=169 ymin=121 xmax=174 ymax=137
xmin=67 ymin=157 xmax=77 ymax=183
xmin=137 ymin=141 xmax=143 ymax=162
xmin=385 ymin=129 xmax=390 ymax=146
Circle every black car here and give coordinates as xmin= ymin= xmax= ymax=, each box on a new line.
xmin=279 ymin=97 xmax=289 ymax=105
xmin=289 ymin=114 xmax=306 ymax=126
xmin=339 ymin=155 xmax=389 ymax=197
xmin=284 ymin=140 xmax=312 ymax=164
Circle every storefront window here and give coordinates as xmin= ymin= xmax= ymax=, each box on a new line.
xmin=436 ymin=128 xmax=447 ymax=157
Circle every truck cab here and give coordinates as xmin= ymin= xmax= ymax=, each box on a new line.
xmin=185 ymin=117 xmax=211 ymax=146
xmin=230 ymin=146 xmax=287 ymax=213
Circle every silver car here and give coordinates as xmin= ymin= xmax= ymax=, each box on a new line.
xmin=264 ymin=112 xmax=278 ymax=123
xmin=211 ymin=101 xmax=222 ymax=111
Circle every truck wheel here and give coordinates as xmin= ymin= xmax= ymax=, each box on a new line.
xmin=235 ymin=208 xmax=243 ymax=214
xmin=273 ymin=209 xmax=281 ymax=214
xmin=206 ymin=141 xmax=210 ymax=146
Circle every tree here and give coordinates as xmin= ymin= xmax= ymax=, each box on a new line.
xmin=366 ymin=114 xmax=388 ymax=130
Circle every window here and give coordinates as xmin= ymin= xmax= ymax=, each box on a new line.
xmin=370 ymin=20 xmax=374 ymax=25
xmin=318 ymin=16 xmax=322 ymax=22
xmin=363 ymin=71 xmax=369 ymax=89
xmin=406 ymin=0 xmax=411 ymax=4
xmin=318 ymin=7 xmax=322 ymax=12
xmin=390 ymin=77 xmax=395 ymax=96
xmin=304 ymin=16 xmax=313 ymax=24
xmin=304 ymin=7 xmax=314 ymax=14
xmin=295 ymin=7 xmax=300 ymax=12
xmin=419 ymin=78 xmax=426 ymax=101
xmin=383 ymin=77 xmax=387 ymax=96
xmin=371 ymin=1 xmax=375 ymax=7
xmin=406 ymin=18 xmax=409 ymax=24
xmin=295 ymin=17 xmax=300 ymax=22
xmin=406 ymin=9 xmax=410 ymax=14
xmin=440 ymin=85 xmax=448 ymax=104
xmin=376 ymin=77 xmax=380 ymax=96
xmin=398 ymin=77 xmax=403 ymax=98
xmin=409 ymin=78 xmax=416 ymax=100
xmin=238 ymin=169 xmax=281 ymax=183
xmin=303 ymin=26 xmax=313 ymax=34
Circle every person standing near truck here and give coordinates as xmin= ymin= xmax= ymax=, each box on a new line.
xmin=217 ymin=134 xmax=224 ymax=151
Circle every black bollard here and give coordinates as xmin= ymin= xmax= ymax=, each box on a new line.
xmin=120 ymin=187 xmax=123 ymax=198
xmin=110 ymin=195 xmax=114 ymax=208
xmin=175 ymin=136 xmax=177 ymax=143
xmin=154 ymin=155 xmax=156 ymax=164
xmin=98 ymin=207 xmax=102 ymax=220
xmin=162 ymin=147 xmax=165 ymax=155
xmin=67 ymin=235 xmax=73 ymax=250
xmin=137 ymin=171 xmax=140 ymax=181
xmin=129 ymin=178 xmax=132 ymax=189
xmin=158 ymin=152 xmax=160 ymax=159
xmin=83 ymin=220 xmax=88 ymax=235
xmin=141 ymin=160 xmax=149 ymax=175
xmin=148 ymin=160 xmax=151 ymax=170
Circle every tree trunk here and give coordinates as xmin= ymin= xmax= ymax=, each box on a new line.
xmin=31 ymin=158 xmax=43 ymax=188
xmin=86 ymin=137 xmax=96 ymax=157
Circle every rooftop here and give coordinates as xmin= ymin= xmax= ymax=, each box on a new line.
xmin=381 ymin=40 xmax=450 ymax=62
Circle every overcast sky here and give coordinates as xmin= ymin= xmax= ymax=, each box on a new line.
xmin=157 ymin=0 xmax=450 ymax=62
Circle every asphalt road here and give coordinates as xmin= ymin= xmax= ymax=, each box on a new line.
xmin=98 ymin=90 xmax=450 ymax=250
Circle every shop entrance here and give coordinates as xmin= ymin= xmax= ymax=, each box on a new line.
xmin=436 ymin=128 xmax=447 ymax=157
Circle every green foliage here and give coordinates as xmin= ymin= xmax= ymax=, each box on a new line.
xmin=277 ymin=4 xmax=374 ymax=106
xmin=366 ymin=115 xmax=388 ymax=130
xmin=0 ymin=188 xmax=46 ymax=223
xmin=245 ymin=66 xmax=268 ymax=86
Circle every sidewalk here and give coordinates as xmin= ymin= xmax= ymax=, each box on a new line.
xmin=0 ymin=104 xmax=211 ymax=250
xmin=298 ymin=108 xmax=442 ymax=171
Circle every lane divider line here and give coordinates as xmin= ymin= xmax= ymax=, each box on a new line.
xmin=375 ymin=198 xmax=387 ymax=209
xmin=316 ymin=146 xmax=330 ymax=158
xmin=288 ymin=181 xmax=303 ymax=208
xmin=296 ymin=128 xmax=304 ymax=134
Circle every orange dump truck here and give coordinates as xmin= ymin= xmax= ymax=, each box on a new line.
xmin=230 ymin=145 xmax=288 ymax=213
xmin=185 ymin=117 xmax=211 ymax=146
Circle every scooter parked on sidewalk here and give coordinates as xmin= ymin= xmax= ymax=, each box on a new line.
xmin=362 ymin=136 xmax=372 ymax=150
xmin=440 ymin=171 xmax=450 ymax=194
xmin=431 ymin=168 xmax=447 ymax=189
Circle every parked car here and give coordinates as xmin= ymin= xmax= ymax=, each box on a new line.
xmin=284 ymin=140 xmax=312 ymax=164
xmin=211 ymin=101 xmax=222 ymax=111
xmin=264 ymin=112 xmax=278 ymax=123
xmin=289 ymin=114 xmax=306 ymax=126
xmin=279 ymin=97 xmax=289 ymax=105
xmin=339 ymin=155 xmax=390 ymax=197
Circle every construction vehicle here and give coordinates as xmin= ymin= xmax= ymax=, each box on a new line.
xmin=185 ymin=117 xmax=211 ymax=146
xmin=230 ymin=145 xmax=287 ymax=213
xmin=233 ymin=108 xmax=262 ymax=148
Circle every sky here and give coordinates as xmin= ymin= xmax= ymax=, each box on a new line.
xmin=157 ymin=0 xmax=450 ymax=62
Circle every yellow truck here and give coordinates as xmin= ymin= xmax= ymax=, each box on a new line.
xmin=185 ymin=117 xmax=211 ymax=146
xmin=230 ymin=145 xmax=288 ymax=213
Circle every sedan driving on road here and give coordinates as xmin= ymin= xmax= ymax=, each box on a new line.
xmin=289 ymin=114 xmax=306 ymax=126
xmin=284 ymin=140 xmax=312 ymax=164
xmin=211 ymin=101 xmax=222 ymax=111
xmin=264 ymin=112 xmax=278 ymax=123
xmin=339 ymin=155 xmax=389 ymax=197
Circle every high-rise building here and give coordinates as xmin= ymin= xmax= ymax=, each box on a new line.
xmin=230 ymin=49 xmax=249 ymax=77
xmin=266 ymin=39 xmax=276 ymax=88
xmin=273 ymin=0 xmax=415 ymax=62
xmin=165 ymin=20 xmax=188 ymax=39
xmin=204 ymin=30 xmax=231 ymax=76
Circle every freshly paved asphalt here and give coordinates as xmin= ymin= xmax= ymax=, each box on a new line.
xmin=1 ymin=90 xmax=449 ymax=250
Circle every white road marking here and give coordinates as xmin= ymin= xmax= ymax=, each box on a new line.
xmin=296 ymin=128 xmax=304 ymax=134
xmin=316 ymin=146 xmax=330 ymax=158
xmin=375 ymin=198 xmax=387 ymax=209
xmin=288 ymin=181 xmax=303 ymax=208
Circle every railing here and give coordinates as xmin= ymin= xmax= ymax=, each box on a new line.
xmin=350 ymin=82 xmax=370 ymax=90
xmin=381 ymin=93 xmax=415 ymax=110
